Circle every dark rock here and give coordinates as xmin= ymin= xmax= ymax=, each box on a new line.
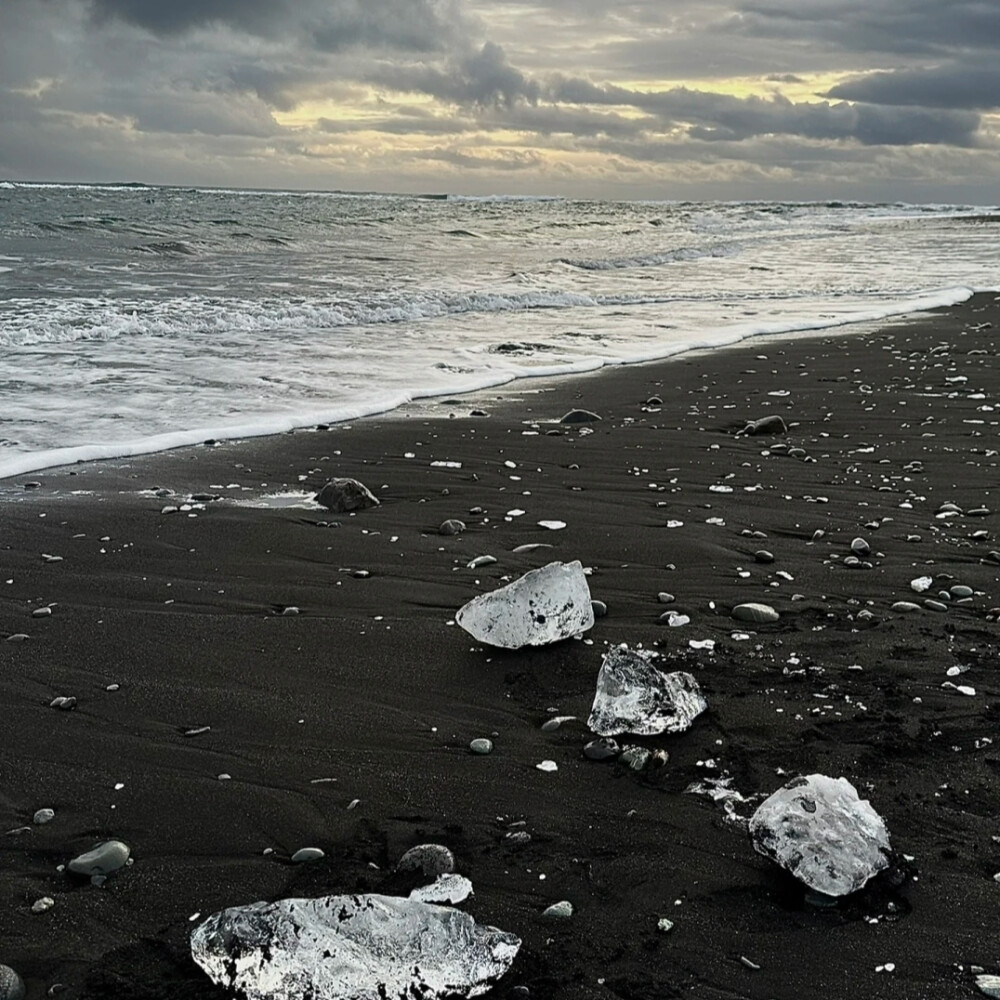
xmin=439 ymin=519 xmax=466 ymax=536
xmin=397 ymin=844 xmax=455 ymax=878
xmin=314 ymin=478 xmax=380 ymax=513
xmin=742 ymin=415 xmax=787 ymax=435
xmin=559 ymin=409 xmax=602 ymax=423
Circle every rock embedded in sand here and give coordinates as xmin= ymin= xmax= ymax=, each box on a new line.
xmin=32 ymin=808 xmax=54 ymax=825
xmin=439 ymin=519 xmax=466 ymax=536
xmin=754 ymin=550 xmax=774 ymax=564
xmin=456 ymin=560 xmax=594 ymax=649
xmin=0 ymin=964 xmax=25 ymax=1000
xmin=314 ymin=478 xmax=380 ymax=513
xmin=469 ymin=739 xmax=493 ymax=755
xmin=731 ymin=603 xmax=780 ymax=624
xmin=397 ymin=844 xmax=455 ymax=878
xmin=587 ymin=645 xmax=706 ymax=738
xmin=559 ymin=408 xmax=602 ymax=423
xmin=67 ymin=839 xmax=130 ymax=877
xmin=542 ymin=900 xmax=573 ymax=919
xmin=749 ymin=774 xmax=890 ymax=897
xmin=291 ymin=847 xmax=325 ymax=863
xmin=583 ymin=737 xmax=620 ymax=761
xmin=191 ymin=893 xmax=520 ymax=1000
xmin=742 ymin=415 xmax=787 ymax=435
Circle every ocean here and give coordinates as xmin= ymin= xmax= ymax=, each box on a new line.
xmin=1 ymin=181 xmax=997 ymax=480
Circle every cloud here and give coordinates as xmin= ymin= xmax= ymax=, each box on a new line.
xmin=827 ymin=63 xmax=1000 ymax=111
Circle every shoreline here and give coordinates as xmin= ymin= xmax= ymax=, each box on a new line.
xmin=0 ymin=284 xmax=977 ymax=486
xmin=1 ymin=293 xmax=998 ymax=999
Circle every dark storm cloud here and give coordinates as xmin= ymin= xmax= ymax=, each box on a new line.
xmin=87 ymin=0 xmax=468 ymax=52
xmin=730 ymin=0 xmax=1000 ymax=57
xmin=827 ymin=63 xmax=1000 ymax=111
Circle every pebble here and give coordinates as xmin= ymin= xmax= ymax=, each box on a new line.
xmin=731 ymin=603 xmax=780 ymax=624
xmin=754 ymin=550 xmax=774 ymax=564
xmin=397 ymin=844 xmax=455 ymax=877
xmin=591 ymin=600 xmax=608 ymax=618
xmin=466 ymin=555 xmax=497 ymax=569
xmin=31 ymin=897 xmax=54 ymax=914
xmin=439 ymin=519 xmax=466 ymax=536
xmin=850 ymin=537 xmax=871 ymax=556
xmin=923 ymin=599 xmax=949 ymax=613
xmin=32 ymin=607 xmax=52 ymax=618
xmin=0 ymin=964 xmax=25 ymax=1000
xmin=291 ymin=847 xmax=325 ymax=863
xmin=542 ymin=900 xmax=574 ymax=919
xmin=891 ymin=601 xmax=921 ymax=613
xmin=33 ymin=808 xmax=55 ymax=825
xmin=583 ymin=737 xmax=620 ymax=761
xmin=951 ymin=585 xmax=974 ymax=598
xmin=67 ymin=839 xmax=130 ymax=877
xmin=559 ymin=409 xmax=602 ymax=423
xmin=811 ymin=529 xmax=825 ymax=542
xmin=660 ymin=611 xmax=690 ymax=627
xmin=49 ymin=696 xmax=77 ymax=710
xmin=470 ymin=738 xmax=493 ymax=755
xmin=657 ymin=592 xmax=675 ymax=604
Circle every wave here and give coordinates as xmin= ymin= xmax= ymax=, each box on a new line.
xmin=0 ymin=285 xmax=976 ymax=482
xmin=557 ymin=242 xmax=739 ymax=271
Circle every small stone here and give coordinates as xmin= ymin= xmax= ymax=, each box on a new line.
xmin=811 ymin=529 xmax=825 ymax=542
xmin=743 ymin=415 xmax=787 ymax=435
xmin=0 ymin=964 xmax=25 ymax=1000
xmin=923 ymin=599 xmax=948 ymax=613
xmin=470 ymin=738 xmax=493 ymax=755
xmin=49 ymin=696 xmax=77 ymax=710
xmin=32 ymin=607 xmax=53 ymax=618
xmin=291 ymin=847 xmax=325 ymax=863
xmin=950 ymin=585 xmax=974 ymax=598
xmin=657 ymin=592 xmax=675 ymax=604
xmin=439 ymin=519 xmax=466 ymax=536
xmin=466 ymin=555 xmax=497 ymax=569
xmin=891 ymin=601 xmax=921 ymax=613
xmin=754 ymin=550 xmax=774 ymax=564
xmin=67 ymin=839 xmax=130 ymax=877
xmin=541 ymin=900 xmax=573 ymax=919
xmin=657 ymin=917 xmax=675 ymax=933
xmin=731 ymin=603 xmax=779 ymax=624
xmin=33 ymin=808 xmax=55 ymax=825
xmin=314 ymin=478 xmax=380 ymax=513
xmin=591 ymin=599 xmax=608 ymax=618
xmin=31 ymin=897 xmax=54 ymax=914
xmin=583 ymin=737 xmax=620 ymax=761
xmin=559 ymin=409 xmax=601 ymax=423
xmin=397 ymin=844 xmax=455 ymax=878
xmin=850 ymin=538 xmax=871 ymax=556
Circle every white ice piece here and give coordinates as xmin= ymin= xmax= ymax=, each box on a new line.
xmin=749 ymin=774 xmax=891 ymax=896
xmin=191 ymin=893 xmax=520 ymax=1000
xmin=456 ymin=560 xmax=594 ymax=648
xmin=409 ymin=874 xmax=474 ymax=905
xmin=587 ymin=645 xmax=707 ymax=737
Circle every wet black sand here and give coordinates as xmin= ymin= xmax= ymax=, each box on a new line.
xmin=2 ymin=294 xmax=999 ymax=999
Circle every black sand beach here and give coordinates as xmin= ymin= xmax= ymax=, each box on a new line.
xmin=2 ymin=295 xmax=999 ymax=999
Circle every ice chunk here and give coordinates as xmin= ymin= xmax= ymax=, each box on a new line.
xmin=456 ymin=560 xmax=594 ymax=648
xmin=587 ymin=645 xmax=707 ymax=737
xmin=191 ymin=893 xmax=520 ymax=1000
xmin=409 ymin=874 xmax=474 ymax=905
xmin=749 ymin=774 xmax=891 ymax=896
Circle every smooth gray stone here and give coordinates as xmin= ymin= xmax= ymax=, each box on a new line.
xmin=924 ymin=599 xmax=949 ymax=613
xmin=850 ymin=537 xmax=871 ymax=556
xmin=657 ymin=592 xmax=675 ymax=604
xmin=591 ymin=600 xmax=608 ymax=618
xmin=314 ymin=478 xmax=379 ymax=513
xmin=67 ymin=839 xmax=130 ymax=877
xmin=291 ymin=847 xmax=325 ymax=863
xmin=470 ymin=738 xmax=494 ymax=755
xmin=583 ymin=737 xmax=620 ymax=761
xmin=587 ymin=645 xmax=706 ymax=737
xmin=191 ymin=893 xmax=520 ymax=1000
xmin=456 ymin=561 xmax=594 ymax=649
xmin=32 ymin=808 xmax=55 ymax=825
xmin=731 ymin=603 xmax=779 ymax=624
xmin=749 ymin=774 xmax=890 ymax=896
xmin=439 ymin=519 xmax=466 ymax=536
xmin=559 ymin=409 xmax=602 ymax=423
xmin=466 ymin=555 xmax=497 ymax=569
xmin=743 ymin=415 xmax=787 ymax=435
xmin=397 ymin=844 xmax=455 ymax=878
xmin=754 ymin=550 xmax=774 ymax=563
xmin=891 ymin=601 xmax=921 ymax=613
xmin=0 ymin=965 xmax=25 ymax=1000
xmin=541 ymin=900 xmax=573 ymax=919
xmin=951 ymin=585 xmax=974 ymax=598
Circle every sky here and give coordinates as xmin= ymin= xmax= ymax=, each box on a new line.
xmin=2 ymin=0 xmax=999 ymax=201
